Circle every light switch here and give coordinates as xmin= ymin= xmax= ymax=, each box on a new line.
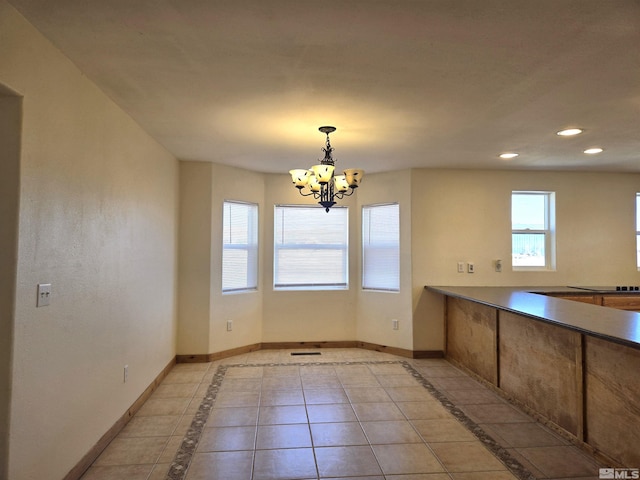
xmin=37 ymin=283 xmax=52 ymax=307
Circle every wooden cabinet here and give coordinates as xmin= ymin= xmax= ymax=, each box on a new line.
xmin=601 ymin=295 xmax=640 ymax=311
xmin=553 ymin=294 xmax=599 ymax=305
xmin=442 ymin=293 xmax=640 ymax=468
xmin=548 ymin=293 xmax=640 ymax=311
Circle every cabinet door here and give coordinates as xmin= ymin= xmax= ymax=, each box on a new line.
xmin=602 ymin=295 xmax=640 ymax=311
xmin=556 ymin=295 xmax=599 ymax=305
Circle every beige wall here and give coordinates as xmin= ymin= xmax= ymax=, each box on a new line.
xmin=178 ymin=162 xmax=213 ymax=354
xmin=262 ymin=173 xmax=359 ymax=342
xmin=1 ymin=2 xmax=179 ymax=479
xmin=411 ymin=169 xmax=640 ymax=286
xmin=180 ymin=167 xmax=640 ymax=355
xmin=411 ymin=169 xmax=640 ymax=350
xmin=178 ymin=169 xmax=412 ymax=350
xmin=209 ymin=163 xmax=264 ymax=352
xmin=356 ymin=170 xmax=414 ymax=351
xmin=178 ymin=167 xmax=362 ymax=352
xmin=177 ymin=161 xmax=265 ymax=355
xmin=0 ymin=89 xmax=21 ymax=479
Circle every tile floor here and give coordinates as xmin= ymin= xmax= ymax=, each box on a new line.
xmin=80 ymin=348 xmax=605 ymax=480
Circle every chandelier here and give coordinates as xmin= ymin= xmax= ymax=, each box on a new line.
xmin=289 ymin=126 xmax=364 ymax=212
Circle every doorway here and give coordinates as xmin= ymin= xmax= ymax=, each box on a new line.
xmin=0 ymin=84 xmax=22 ymax=477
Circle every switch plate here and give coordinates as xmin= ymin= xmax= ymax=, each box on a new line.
xmin=495 ymin=259 xmax=502 ymax=272
xmin=124 ymin=365 xmax=128 ymax=383
xmin=226 ymin=320 xmax=233 ymax=332
xmin=457 ymin=262 xmax=464 ymax=273
xmin=37 ymin=283 xmax=52 ymax=307
xmin=467 ymin=263 xmax=475 ymax=273
xmin=392 ymin=319 xmax=399 ymax=330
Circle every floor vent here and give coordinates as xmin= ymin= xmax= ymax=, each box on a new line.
xmin=290 ymin=352 xmax=322 ymax=356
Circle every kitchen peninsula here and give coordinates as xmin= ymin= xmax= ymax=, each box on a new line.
xmin=426 ymin=285 xmax=640 ymax=469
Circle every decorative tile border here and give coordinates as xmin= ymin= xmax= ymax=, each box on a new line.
xmin=400 ymin=361 xmax=537 ymax=480
xmin=166 ymin=364 xmax=228 ymax=480
xmin=166 ymin=360 xmax=536 ymax=480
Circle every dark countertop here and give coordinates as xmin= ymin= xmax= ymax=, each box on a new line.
xmin=426 ymin=285 xmax=640 ymax=349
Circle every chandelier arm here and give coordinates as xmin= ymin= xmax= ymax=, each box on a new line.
xmin=337 ymin=188 xmax=356 ymax=198
xmin=296 ymin=189 xmax=315 ymax=197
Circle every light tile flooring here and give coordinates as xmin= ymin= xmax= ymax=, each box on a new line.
xmin=80 ymin=348 xmax=605 ymax=480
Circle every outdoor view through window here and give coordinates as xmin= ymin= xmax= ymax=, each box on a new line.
xmin=512 ymin=191 xmax=554 ymax=268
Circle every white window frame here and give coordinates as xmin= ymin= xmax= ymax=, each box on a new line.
xmin=222 ymin=200 xmax=258 ymax=293
xmin=273 ymin=205 xmax=348 ymax=291
xmin=362 ymin=203 xmax=400 ymax=292
xmin=511 ymin=191 xmax=556 ymax=270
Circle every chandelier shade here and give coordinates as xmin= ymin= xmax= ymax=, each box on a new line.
xmin=344 ymin=168 xmax=364 ymax=187
xmin=289 ymin=169 xmax=311 ymax=188
xmin=308 ymin=175 xmax=321 ymax=192
xmin=334 ymin=175 xmax=350 ymax=193
xmin=288 ymin=126 xmax=364 ymax=212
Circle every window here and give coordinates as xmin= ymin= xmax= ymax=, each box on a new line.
xmin=362 ymin=203 xmax=400 ymax=291
xmin=274 ymin=205 xmax=348 ymax=290
xmin=636 ymin=194 xmax=640 ymax=269
xmin=511 ymin=191 xmax=555 ymax=269
xmin=222 ymin=201 xmax=258 ymax=292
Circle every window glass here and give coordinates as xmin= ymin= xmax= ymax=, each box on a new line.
xmin=222 ymin=201 xmax=258 ymax=292
xmin=362 ymin=203 xmax=400 ymax=291
xmin=274 ymin=205 xmax=348 ymax=290
xmin=511 ymin=191 xmax=555 ymax=269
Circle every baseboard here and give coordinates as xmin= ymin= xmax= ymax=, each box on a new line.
xmin=261 ymin=340 xmax=359 ymax=350
xmin=412 ymin=350 xmax=446 ymax=359
xmin=63 ymin=357 xmax=176 ymax=480
xmin=208 ymin=343 xmax=262 ymax=361
xmin=356 ymin=341 xmax=443 ymax=359
xmin=176 ymin=341 xmax=444 ymax=362
xmin=175 ymin=353 xmax=210 ymax=363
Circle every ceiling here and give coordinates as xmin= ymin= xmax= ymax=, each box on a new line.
xmin=8 ymin=0 xmax=640 ymax=174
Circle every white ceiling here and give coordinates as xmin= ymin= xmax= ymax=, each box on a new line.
xmin=8 ymin=0 xmax=640 ymax=174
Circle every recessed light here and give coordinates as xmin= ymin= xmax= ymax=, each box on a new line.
xmin=584 ymin=147 xmax=603 ymax=154
xmin=499 ymin=153 xmax=519 ymax=159
xmin=557 ymin=128 xmax=583 ymax=136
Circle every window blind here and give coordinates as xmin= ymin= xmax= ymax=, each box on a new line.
xmin=274 ymin=205 xmax=348 ymax=290
xmin=222 ymin=201 xmax=258 ymax=292
xmin=362 ymin=203 xmax=400 ymax=291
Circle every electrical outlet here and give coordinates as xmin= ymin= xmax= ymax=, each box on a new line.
xmin=392 ymin=319 xmax=399 ymax=330
xmin=226 ymin=320 xmax=233 ymax=332
xmin=457 ymin=262 xmax=464 ymax=273
xmin=495 ymin=259 xmax=502 ymax=272
xmin=123 ymin=365 xmax=128 ymax=383
xmin=467 ymin=262 xmax=475 ymax=273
